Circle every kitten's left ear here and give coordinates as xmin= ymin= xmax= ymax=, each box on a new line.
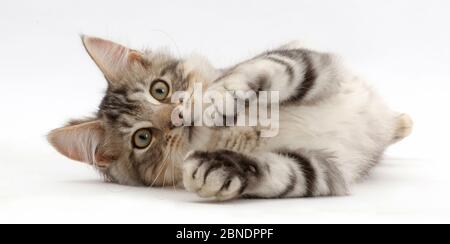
xmin=47 ymin=119 xmax=111 ymax=167
xmin=81 ymin=35 xmax=147 ymax=83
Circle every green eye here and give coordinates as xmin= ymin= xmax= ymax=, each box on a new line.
xmin=132 ymin=128 xmax=152 ymax=149
xmin=150 ymin=79 xmax=170 ymax=101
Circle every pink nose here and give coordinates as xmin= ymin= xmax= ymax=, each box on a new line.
xmin=171 ymin=107 xmax=184 ymax=127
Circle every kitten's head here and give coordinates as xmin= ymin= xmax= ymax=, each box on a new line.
xmin=48 ymin=36 xmax=215 ymax=186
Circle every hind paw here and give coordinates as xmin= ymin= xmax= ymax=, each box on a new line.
xmin=394 ymin=114 xmax=413 ymax=142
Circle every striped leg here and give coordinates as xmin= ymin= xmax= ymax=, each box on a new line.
xmin=208 ymin=48 xmax=338 ymax=107
xmin=205 ymin=48 xmax=340 ymax=120
xmin=182 ymin=149 xmax=348 ymax=200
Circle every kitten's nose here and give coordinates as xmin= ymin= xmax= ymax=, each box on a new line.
xmin=171 ymin=107 xmax=184 ymax=128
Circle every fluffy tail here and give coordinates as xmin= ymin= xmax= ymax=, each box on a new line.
xmin=392 ymin=114 xmax=413 ymax=144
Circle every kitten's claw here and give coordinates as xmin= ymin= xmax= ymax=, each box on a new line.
xmin=182 ymin=150 xmax=257 ymax=201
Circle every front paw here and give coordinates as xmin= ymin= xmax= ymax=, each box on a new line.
xmin=205 ymin=73 xmax=257 ymax=120
xmin=182 ymin=150 xmax=258 ymax=201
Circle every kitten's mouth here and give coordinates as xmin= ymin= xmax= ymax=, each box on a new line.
xmin=184 ymin=125 xmax=195 ymax=142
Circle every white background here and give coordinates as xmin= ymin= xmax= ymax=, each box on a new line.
xmin=1 ymin=0 xmax=449 ymax=223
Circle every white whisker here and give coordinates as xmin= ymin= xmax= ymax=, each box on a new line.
xmin=150 ymin=147 xmax=171 ymax=187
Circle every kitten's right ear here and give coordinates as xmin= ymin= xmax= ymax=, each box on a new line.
xmin=81 ymin=35 xmax=146 ymax=83
xmin=47 ymin=120 xmax=110 ymax=167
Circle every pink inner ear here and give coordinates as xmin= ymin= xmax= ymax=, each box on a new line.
xmin=81 ymin=36 xmax=145 ymax=82
xmin=48 ymin=120 xmax=106 ymax=165
xmin=128 ymin=50 xmax=144 ymax=63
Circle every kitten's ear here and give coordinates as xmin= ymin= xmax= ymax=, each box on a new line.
xmin=47 ymin=120 xmax=110 ymax=167
xmin=81 ymin=35 xmax=146 ymax=83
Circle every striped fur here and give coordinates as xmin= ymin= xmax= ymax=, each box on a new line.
xmin=48 ymin=36 xmax=413 ymax=201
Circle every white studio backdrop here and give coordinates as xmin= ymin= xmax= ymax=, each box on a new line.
xmin=0 ymin=0 xmax=449 ymax=223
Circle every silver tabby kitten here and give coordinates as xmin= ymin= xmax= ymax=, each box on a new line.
xmin=48 ymin=36 xmax=413 ymax=200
